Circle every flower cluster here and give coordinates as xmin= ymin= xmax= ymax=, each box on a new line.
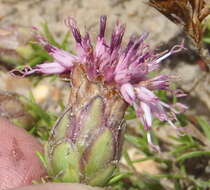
xmin=12 ymin=16 xmax=187 ymax=151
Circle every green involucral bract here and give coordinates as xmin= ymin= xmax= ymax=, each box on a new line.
xmin=45 ymin=66 xmax=128 ymax=186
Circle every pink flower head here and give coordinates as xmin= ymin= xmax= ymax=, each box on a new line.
xmin=12 ymin=16 xmax=187 ymax=151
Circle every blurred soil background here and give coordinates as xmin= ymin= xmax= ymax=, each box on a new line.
xmin=0 ymin=0 xmax=210 ymax=188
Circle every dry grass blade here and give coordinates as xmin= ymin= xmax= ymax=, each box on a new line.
xmin=148 ymin=0 xmax=210 ymax=67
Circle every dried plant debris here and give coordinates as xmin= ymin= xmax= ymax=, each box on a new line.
xmin=0 ymin=90 xmax=37 ymax=129
xmin=148 ymin=0 xmax=210 ymax=66
xmin=0 ymin=22 xmax=69 ymax=71
xmin=109 ymin=0 xmax=131 ymax=7
xmin=0 ymin=90 xmax=55 ymax=135
xmin=148 ymin=0 xmax=210 ymax=46
xmin=0 ymin=90 xmax=25 ymax=118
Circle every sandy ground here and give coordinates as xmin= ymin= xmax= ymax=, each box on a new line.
xmin=0 ymin=0 xmax=179 ymax=45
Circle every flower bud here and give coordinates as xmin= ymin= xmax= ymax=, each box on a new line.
xmin=45 ymin=66 xmax=128 ymax=186
xmin=12 ymin=16 xmax=186 ymax=185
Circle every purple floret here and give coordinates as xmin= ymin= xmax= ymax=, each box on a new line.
xmin=11 ymin=16 xmax=187 ymax=151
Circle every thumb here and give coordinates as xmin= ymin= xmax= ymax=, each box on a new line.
xmin=12 ymin=183 xmax=103 ymax=190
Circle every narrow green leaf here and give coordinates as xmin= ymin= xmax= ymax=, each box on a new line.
xmin=125 ymin=106 xmax=136 ymax=120
xmin=28 ymin=56 xmax=45 ymax=67
xmin=36 ymin=151 xmax=48 ymax=169
xmin=42 ymin=22 xmax=61 ymax=48
xmin=108 ymin=173 xmax=132 ymax=185
xmin=177 ymin=151 xmax=210 ymax=162
xmin=197 ymin=116 xmax=210 ymax=139
xmin=203 ymin=37 xmax=210 ymax=43
xmin=123 ymin=151 xmax=136 ymax=171
xmin=155 ymin=90 xmax=168 ymax=102
xmin=61 ymin=31 xmax=70 ymax=50
xmin=125 ymin=134 xmax=147 ymax=150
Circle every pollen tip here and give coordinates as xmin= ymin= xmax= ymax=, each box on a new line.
xmin=99 ymin=15 xmax=107 ymax=39
xmin=65 ymin=16 xmax=82 ymax=43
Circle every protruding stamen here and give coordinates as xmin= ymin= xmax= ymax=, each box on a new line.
xmin=123 ymin=34 xmax=137 ymax=56
xmin=173 ymin=103 xmax=188 ymax=113
xmin=156 ymin=40 xmax=185 ymax=63
xmin=99 ymin=16 xmax=107 ymax=39
xmin=172 ymin=89 xmax=187 ymax=97
xmin=10 ymin=66 xmax=37 ymax=77
xmin=170 ymin=39 xmax=185 ymax=54
xmin=34 ymin=33 xmax=57 ymax=53
xmin=133 ymin=32 xmax=149 ymax=51
xmin=110 ymin=22 xmax=125 ymax=53
xmin=65 ymin=17 xmax=82 ymax=43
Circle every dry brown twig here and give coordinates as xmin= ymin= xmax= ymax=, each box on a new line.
xmin=148 ymin=0 xmax=210 ymax=68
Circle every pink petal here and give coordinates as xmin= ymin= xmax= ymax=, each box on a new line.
xmin=136 ymin=86 xmax=158 ymax=103
xmin=36 ymin=62 xmax=66 ymax=74
xmin=120 ymin=83 xmax=136 ymax=104
xmin=141 ymin=102 xmax=152 ymax=129
xmin=52 ymin=49 xmax=76 ymax=68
